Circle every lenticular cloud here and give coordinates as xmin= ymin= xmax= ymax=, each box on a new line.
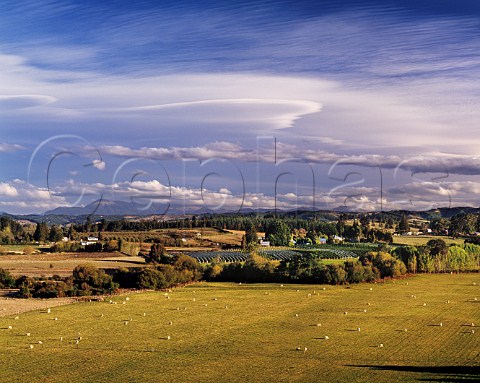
xmin=0 ymin=94 xmax=57 ymax=110
xmin=104 ymin=98 xmax=322 ymax=129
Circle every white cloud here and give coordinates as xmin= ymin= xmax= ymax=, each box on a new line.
xmin=4 ymin=174 xmax=480 ymax=215
xmin=98 ymin=141 xmax=480 ymax=177
xmin=0 ymin=182 xmax=18 ymax=197
xmin=2 ymin=177 xmax=315 ymax=214
xmin=100 ymin=141 xmax=255 ymax=162
xmin=0 ymin=179 xmax=69 ymax=214
xmin=388 ymin=181 xmax=480 ymax=200
xmin=0 ymin=142 xmax=25 ymax=152
xmin=92 ymin=159 xmax=106 ymax=170
xmin=385 ymin=181 xmax=468 ymax=211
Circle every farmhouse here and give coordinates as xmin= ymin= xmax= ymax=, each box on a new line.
xmin=257 ymin=235 xmax=271 ymax=247
xmin=81 ymin=236 xmax=99 ymax=246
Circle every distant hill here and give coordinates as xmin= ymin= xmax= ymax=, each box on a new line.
xmin=44 ymin=199 xmax=187 ymax=216
xmin=378 ymin=207 xmax=480 ymax=220
xmin=43 ymin=199 xmax=314 ymax=217
xmin=421 ymin=207 xmax=480 ymax=219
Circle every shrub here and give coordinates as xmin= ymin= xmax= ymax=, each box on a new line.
xmin=51 ymin=242 xmax=81 ymax=252
xmin=173 ymin=254 xmax=201 ymax=272
xmin=447 ymin=246 xmax=472 ymax=272
xmin=203 ymin=264 xmax=223 ymax=280
xmin=143 ymin=242 xmax=167 ymax=263
xmin=22 ymin=246 xmax=35 ymax=255
xmin=16 ymin=275 xmax=35 ymax=298
xmin=417 ymin=248 xmax=435 ymax=273
xmin=156 ymin=264 xmax=180 ymax=286
xmin=31 ymin=281 xmax=69 ymax=298
xmin=321 ymin=264 xmax=347 ymax=285
xmin=137 ymin=268 xmax=167 ymax=289
xmin=277 ymin=253 xmax=324 ymax=283
xmin=113 ymin=267 xmax=138 ymax=288
xmin=393 ymin=246 xmax=419 ymax=273
xmin=360 ymin=251 xmax=407 ymax=278
xmin=84 ymin=243 xmax=103 ymax=252
xmin=372 ymin=252 xmax=406 ymax=278
xmin=104 ymin=239 xmax=119 ymax=252
xmin=344 ymin=261 xmax=367 ymax=283
xmin=0 ymin=268 xmax=15 ymax=288
xmin=72 ymin=264 xmax=119 ymax=295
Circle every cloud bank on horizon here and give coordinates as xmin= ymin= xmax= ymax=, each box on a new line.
xmin=2 ymin=0 xmax=480 ymax=214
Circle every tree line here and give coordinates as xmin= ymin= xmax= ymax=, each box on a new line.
xmin=203 ymin=251 xmax=406 ymax=284
xmin=393 ymin=239 xmax=480 ymax=273
xmin=0 ymin=253 xmax=203 ymax=299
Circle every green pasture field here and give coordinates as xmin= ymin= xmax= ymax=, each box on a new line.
xmin=0 ymin=274 xmax=479 ymax=383
xmin=0 ymin=252 xmax=145 ymax=277
xmin=320 ymin=258 xmax=357 ymax=265
xmin=392 ymin=235 xmax=465 ymax=247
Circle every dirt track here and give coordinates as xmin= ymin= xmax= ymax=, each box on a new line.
xmin=0 ymin=295 xmax=76 ymax=318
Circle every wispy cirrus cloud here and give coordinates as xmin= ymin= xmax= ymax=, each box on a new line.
xmin=0 ymin=48 xmax=479 ymax=154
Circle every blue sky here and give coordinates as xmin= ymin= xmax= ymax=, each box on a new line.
xmin=2 ymin=0 xmax=480 ymax=214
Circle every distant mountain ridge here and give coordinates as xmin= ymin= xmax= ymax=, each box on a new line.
xmin=43 ymin=199 xmax=480 ymax=218
xmin=2 ymin=199 xmax=480 ymax=226
xmin=45 ymin=199 xmax=189 ymax=216
xmin=43 ymin=199 xmax=297 ymax=217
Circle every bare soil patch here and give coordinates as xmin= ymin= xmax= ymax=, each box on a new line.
xmin=0 ymin=295 xmax=76 ymax=318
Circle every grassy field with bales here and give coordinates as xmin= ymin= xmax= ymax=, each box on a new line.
xmin=0 ymin=252 xmax=145 ymax=277
xmin=1 ymin=273 xmax=479 ymax=383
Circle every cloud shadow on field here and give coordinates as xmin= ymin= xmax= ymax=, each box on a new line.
xmin=348 ymin=365 xmax=480 ymax=382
